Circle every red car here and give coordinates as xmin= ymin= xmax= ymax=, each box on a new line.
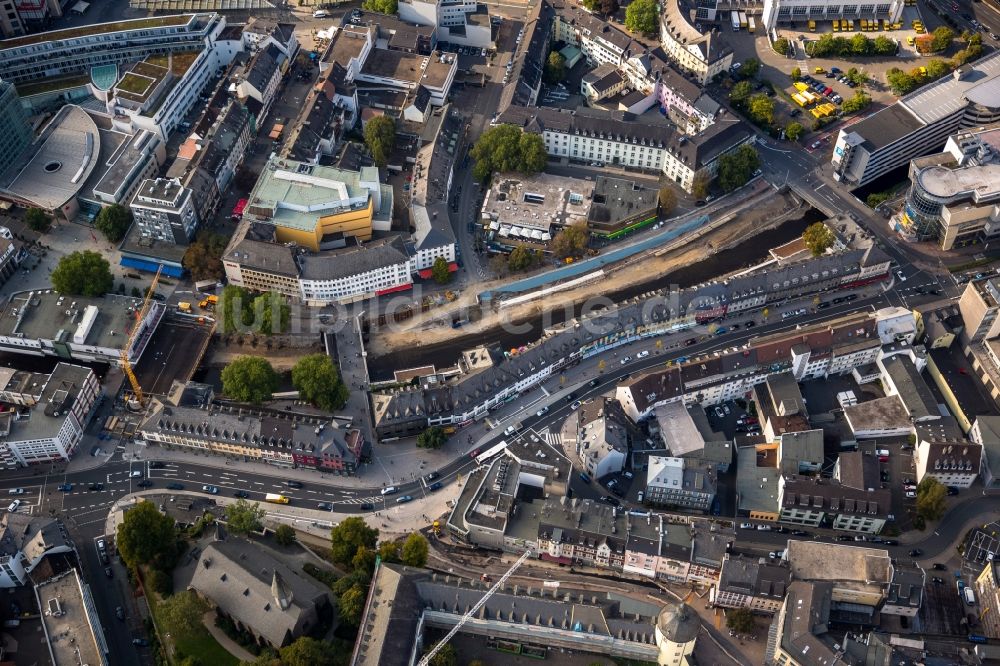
xmin=823 ymin=86 xmax=834 ymax=96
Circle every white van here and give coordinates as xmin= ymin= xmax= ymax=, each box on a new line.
xmin=313 ymin=9 xmax=328 ymax=17
xmin=380 ymin=486 xmax=398 ymax=496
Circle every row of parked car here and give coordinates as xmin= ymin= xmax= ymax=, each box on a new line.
xmin=799 ymin=72 xmax=844 ymax=104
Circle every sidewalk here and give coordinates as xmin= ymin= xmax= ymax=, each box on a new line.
xmin=201 ymin=611 xmax=254 ymax=662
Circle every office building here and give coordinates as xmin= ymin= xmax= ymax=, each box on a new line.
xmin=975 ymin=560 xmax=1000 ymax=638
xmin=0 ymin=513 xmax=73 ymax=587
xmin=712 ymin=554 xmax=790 ymax=613
xmin=959 ymin=276 xmax=1000 ymax=341
xmin=645 ymin=456 xmax=716 ymax=512
xmin=832 ymin=52 xmax=1000 ymax=187
xmin=914 ymin=418 xmax=981 ymax=488
xmin=893 ymin=124 xmax=1000 ymax=249
xmin=575 ymin=397 xmax=629 ymax=480
xmin=35 ymin=570 xmax=108 ymax=666
xmin=0 ymin=79 xmax=31 ymax=177
xmin=129 ymin=178 xmax=199 ymax=244
xmin=762 ymin=0 xmax=904 ymax=31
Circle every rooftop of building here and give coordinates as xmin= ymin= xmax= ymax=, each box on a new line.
xmin=588 ymin=176 xmax=658 ymax=229
xmin=1 ymin=104 xmax=100 ymax=210
xmin=880 ymin=355 xmax=939 ymax=419
xmin=89 ymin=129 xmax=156 ymax=201
xmin=786 ymin=540 xmax=892 ymax=587
xmin=0 ymin=512 xmax=68 ymax=562
xmin=361 ymin=48 xmax=455 ymax=88
xmin=132 ymin=177 xmax=188 ymax=208
xmin=243 ymin=17 xmax=295 ymax=45
xmin=35 ymin=570 xmax=104 ymax=666
xmin=141 ymin=399 xmax=363 ymax=463
xmin=736 ymin=445 xmax=780 ymax=515
xmin=536 ymin=497 xmax=627 ymax=552
xmin=915 ymin=163 xmax=1000 ymax=203
xmin=776 ymin=581 xmax=841 ymax=666
xmin=654 ymin=401 xmax=727 ymax=458
xmin=843 ymin=102 xmax=926 ymax=151
xmin=324 ymin=25 xmax=372 ymax=65
xmin=647 ymin=455 xmax=717 ymax=496
xmin=782 ymin=469 xmax=890 ymax=519
xmin=718 ymin=554 xmax=790 ymax=600
xmin=0 ymin=290 xmax=158 ymax=351
xmin=297 ymin=236 xmax=411 ymax=281
xmin=120 ymin=218 xmax=189 ymax=265
xmin=835 ymin=450 xmax=882 ymax=492
xmin=886 ymin=566 xmax=924 ymax=610
xmin=553 ymin=1 xmax=636 ymax=53
xmin=410 ymin=105 xmax=460 ymax=249
xmin=902 ymin=51 xmax=1000 ymax=124
xmin=483 ymin=172 xmax=594 ymax=235
xmin=244 ymin=157 xmax=387 ymax=232
xmin=1 ymin=363 xmax=95 ymax=443
xmin=659 ymin=0 xmax=731 ymax=63
xmin=583 ymin=63 xmax=624 ymax=94
xmin=115 ymin=51 xmax=200 ymax=103
xmin=0 ymin=13 xmax=196 ymax=50
xmin=765 ymin=372 xmax=806 ymax=416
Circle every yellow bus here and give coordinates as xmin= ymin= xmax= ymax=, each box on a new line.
xmin=265 ymin=493 xmax=290 ymax=504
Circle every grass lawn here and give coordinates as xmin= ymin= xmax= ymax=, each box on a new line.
xmin=116 ymin=72 xmax=154 ymax=95
xmin=15 ymin=75 xmax=90 ymax=97
xmin=3 ymin=15 xmax=190 ymax=48
xmin=145 ymin=578 xmax=238 ymax=666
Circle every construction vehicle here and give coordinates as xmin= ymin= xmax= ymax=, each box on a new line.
xmin=198 ymin=294 xmax=218 ymax=310
xmin=432 ymin=520 xmax=441 ymax=536
xmin=120 ymin=265 xmax=162 ymax=409
xmin=178 ymin=301 xmax=192 ymax=313
xmin=418 ymin=550 xmax=531 ymax=666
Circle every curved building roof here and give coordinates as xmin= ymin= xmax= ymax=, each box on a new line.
xmin=916 ymin=163 xmax=1000 ymax=203
xmin=90 ymin=64 xmax=118 ymax=91
xmin=2 ymin=105 xmax=99 ymax=211
xmin=656 ymin=601 xmax=699 ymax=644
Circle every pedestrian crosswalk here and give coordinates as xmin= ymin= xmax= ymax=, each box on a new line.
xmin=544 ymin=431 xmax=562 ymax=448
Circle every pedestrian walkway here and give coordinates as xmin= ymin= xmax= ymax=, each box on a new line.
xmin=201 ymin=611 xmax=255 ymax=662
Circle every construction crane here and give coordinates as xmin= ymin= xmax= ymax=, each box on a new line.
xmin=418 ymin=549 xmax=532 ymax=666
xmin=120 ymin=265 xmax=162 ymax=409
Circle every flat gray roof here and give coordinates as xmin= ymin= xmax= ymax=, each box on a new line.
xmin=902 ymin=51 xmax=1000 ymax=124
xmin=36 ymin=570 xmax=105 ymax=666
xmin=0 ymin=290 xmax=148 ymax=351
xmin=736 ymin=445 xmax=779 ymax=515
xmin=846 ymin=102 xmax=925 ymax=151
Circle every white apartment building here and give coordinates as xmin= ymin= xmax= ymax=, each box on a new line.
xmin=356 ymin=49 xmax=456 ymax=107
xmin=0 ymin=13 xmax=228 ymax=84
xmin=915 ymin=420 xmax=982 ymax=488
xmin=398 ymin=0 xmax=493 ymax=47
xmin=659 ymin=2 xmax=733 ymax=84
xmin=234 ymin=43 xmax=285 ymax=122
xmin=298 ymin=237 xmax=413 ymax=303
xmin=833 ymin=52 xmax=1000 ymax=187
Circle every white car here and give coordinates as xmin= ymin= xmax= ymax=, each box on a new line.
xmin=714 ymin=406 xmax=725 ymax=418
xmin=723 ymin=404 xmax=731 ymax=415
xmin=637 ymin=350 xmax=650 ymax=359
xmin=535 ymin=406 xmax=549 ymax=417
xmin=6 ymin=500 xmax=20 ymax=513
xmin=740 ymin=522 xmax=754 ymax=529
xmin=620 ymin=355 xmax=631 ymax=365
xmin=905 ymin=491 xmax=917 ymax=499
xmin=896 ymin=269 xmax=906 ymax=281
xmin=7 ymin=488 xmax=23 ymax=495
xmin=811 ymin=140 xmax=822 ymax=149
xmin=570 ymin=400 xmax=581 ymax=410
xmin=504 ymin=425 xmax=517 ymax=436
xmin=756 ymin=524 xmax=772 ymax=531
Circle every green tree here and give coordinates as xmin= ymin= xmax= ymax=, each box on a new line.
xmin=149 ymin=568 xmax=173 ymax=596
xmin=279 ymin=637 xmax=337 ymax=666
xmin=773 ymin=38 xmax=790 ymax=56
xmin=363 ymin=115 xmax=396 ymax=166
xmin=274 ymin=524 xmax=297 ymax=546
xmin=94 ymin=204 xmax=131 ymax=243
xmin=182 ymin=231 xmax=228 ymax=281
xmin=470 ymin=124 xmax=546 ymax=183
xmin=841 ymin=89 xmax=871 ymax=114
xmin=332 ymin=570 xmax=371 ymax=597
xmin=425 ymin=643 xmax=458 ymax=666
xmin=378 ymin=540 xmax=401 ymax=563
xmin=252 ymin=291 xmax=290 ymax=335
xmin=717 ymin=144 xmax=760 ymax=192
xmin=219 ymin=285 xmax=252 ymax=334
xmin=930 ymin=25 xmax=955 ymax=51
xmin=886 ymin=68 xmax=919 ymax=95
xmin=417 ymin=426 xmax=447 ymax=449
xmin=292 ymin=353 xmax=349 ymax=411
xmin=544 ymin=51 xmax=566 ymax=84
xmin=726 ymin=607 xmax=756 ymax=634
xmin=361 ymin=0 xmax=397 ymax=13
xmin=624 ymin=0 xmax=658 ymax=35
xmin=338 ymin=584 xmax=368 ymax=626
xmin=850 ymin=32 xmax=871 ymax=55
xmin=330 ymin=517 xmax=379 ymax=568
xmin=846 ymin=67 xmax=869 ymax=87
xmin=741 ymin=58 xmax=761 ymax=79
xmin=785 ymin=122 xmax=804 ymax=143
xmin=802 ymin=222 xmax=835 ymax=256
xmin=916 ymin=477 xmax=948 ymax=521
xmin=581 ymin=0 xmax=599 ymax=9
xmin=51 ymin=251 xmax=113 ymax=297
xmin=729 ymin=80 xmax=753 ymax=107
xmin=691 ymin=172 xmax=711 ymax=200
xmin=790 ymin=66 xmax=801 ymax=81
xmin=873 ymin=35 xmax=897 ymax=55
xmin=401 ymin=532 xmax=429 ymax=567
xmin=926 ymin=59 xmax=953 ymax=80
xmin=116 ymin=500 xmax=176 ymax=569
xmin=507 ymin=245 xmax=542 ymax=272
xmin=157 ymin=590 xmax=209 ymax=637
xmin=866 ymin=191 xmax=891 ymax=208
xmin=747 ymin=94 xmax=775 ymax=127
xmin=352 ymin=543 xmax=378 ymax=575
xmin=221 ymin=356 xmax=280 ymax=404
xmin=658 ymin=187 xmax=677 ymax=215
xmin=430 ymin=256 xmax=452 ymax=284
xmin=25 ymin=207 xmax=49 ymax=232
xmin=226 ymin=498 xmax=266 ymax=535
xmin=550 ymin=221 xmax=590 ymax=259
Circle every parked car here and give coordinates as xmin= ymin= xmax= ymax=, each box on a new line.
xmin=104 ymin=567 xmax=113 ymax=578
xmin=947 ymin=486 xmax=960 ymax=496
xmin=233 ymin=490 xmax=249 ymax=498
xmin=756 ymin=524 xmax=772 ymax=531
xmin=166 ymin=483 xmax=184 ymax=490
xmin=740 ymin=522 xmax=754 ymax=529
xmin=933 ymin=563 xmax=947 ymax=570
xmin=7 ymin=488 xmax=23 ymax=495
xmin=905 ymin=491 xmax=916 ymax=498
xmin=620 ymin=355 xmax=632 ymax=365
xmin=637 ymin=350 xmax=650 ymax=359
xmin=116 ymin=607 xmax=125 ymax=621
xmin=601 ymin=495 xmax=621 ymax=507
xmin=132 ymin=638 xmax=149 ymax=647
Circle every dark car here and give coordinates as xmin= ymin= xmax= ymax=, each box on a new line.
xmin=791 ymin=530 xmax=809 ymax=536
xmin=166 ymin=483 xmax=184 ymax=490
xmin=589 ymin=378 xmax=601 ymax=387
xmin=104 ymin=567 xmax=113 ymax=578
xmin=132 ymin=638 xmax=149 ymax=647
xmin=136 ymin=480 xmax=153 ymax=488
xmin=882 ymin=539 xmax=898 ymax=546
xmin=600 ymin=495 xmax=621 ymax=507
xmin=909 ymin=549 xmax=923 ymax=557
xmin=837 ymin=535 xmax=853 ymax=541
xmin=428 ymin=481 xmax=443 ymax=491
xmin=565 ymin=392 xmax=578 ymax=402
xmin=57 ymin=484 xmax=73 ymax=492
xmin=685 ymin=337 xmax=698 ymax=346
xmin=933 ymin=562 xmax=947 ymax=570
xmin=149 ymin=462 xmax=165 ymax=469
xmin=359 ymin=503 xmax=375 ymax=511
xmin=317 ymin=502 xmax=332 ymax=511
xmin=744 ymin=321 xmax=756 ymax=328
xmin=947 ymin=486 xmax=960 ymax=496
xmin=285 ymin=480 xmax=304 ymax=489
xmin=89 ymin=483 xmax=104 ymax=491
xmin=233 ymin=490 xmax=249 ymax=498
xmin=116 ymin=606 xmax=125 ymax=621
xmin=425 ymin=472 xmax=440 ymax=482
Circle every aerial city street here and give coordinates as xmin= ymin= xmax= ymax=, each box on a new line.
xmin=6 ymin=0 xmax=1000 ymax=664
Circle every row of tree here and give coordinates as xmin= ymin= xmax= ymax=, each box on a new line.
xmin=221 ymin=352 xmax=350 ymax=407
xmin=219 ymin=285 xmax=291 ymax=335
xmin=887 ymin=33 xmax=983 ymax=95
xmin=805 ymin=33 xmax=897 ymax=58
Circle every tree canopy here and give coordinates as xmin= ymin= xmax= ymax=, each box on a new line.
xmin=219 ymin=285 xmax=252 ymax=334
xmin=253 ymin=291 xmax=290 ymax=335
xmin=25 ymin=208 xmax=49 ymax=232
xmin=747 ymin=94 xmax=775 ymax=127
xmin=364 ymin=115 xmax=396 ymax=166
xmin=470 ymin=124 xmax=546 ymax=183
xmin=717 ymin=144 xmax=760 ymax=192
xmin=330 ymin=517 xmax=379 ymax=568
xmin=416 ymin=426 xmax=447 ymax=449
xmin=291 ymin=353 xmax=349 ymax=411
xmin=930 ymin=26 xmax=955 ymax=52
xmin=550 ymin=221 xmax=590 ymax=259
xmin=506 ymin=245 xmax=543 ymax=272
xmin=95 ymin=204 xmax=131 ymax=243
xmin=361 ymin=0 xmax=397 ymax=14
xmin=840 ymin=89 xmax=871 ymax=114
xmin=158 ymin=591 xmax=209 ymax=636
xmin=338 ymin=584 xmax=367 ymax=626
xmin=274 ymin=524 xmax=297 ymax=546
xmin=117 ymin=500 xmax=177 ymax=569
xmin=785 ymin=122 xmax=804 ymax=143
xmin=916 ymin=477 xmax=948 ymax=521
xmin=278 ymin=637 xmax=338 ymax=666
xmin=183 ymin=231 xmax=228 ymax=281
xmin=624 ymin=0 xmax=658 ymax=35
xmin=544 ymin=51 xmax=566 ymax=83
xmin=219 ymin=286 xmax=290 ymax=335
xmin=221 ymin=356 xmax=280 ymax=404
xmin=51 ymin=251 xmax=114 ymax=297
xmin=401 ymin=533 xmax=429 ymax=567
xmin=806 ymin=32 xmax=897 ymax=57
xmin=802 ymin=222 xmax=835 ymax=257
xmin=726 ymin=607 xmax=756 ymax=634
xmin=226 ymin=498 xmax=266 ymax=535
xmin=658 ymin=187 xmax=677 ymax=214
xmin=430 ymin=256 xmax=452 ymax=284
xmin=773 ymin=38 xmax=790 ymax=56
